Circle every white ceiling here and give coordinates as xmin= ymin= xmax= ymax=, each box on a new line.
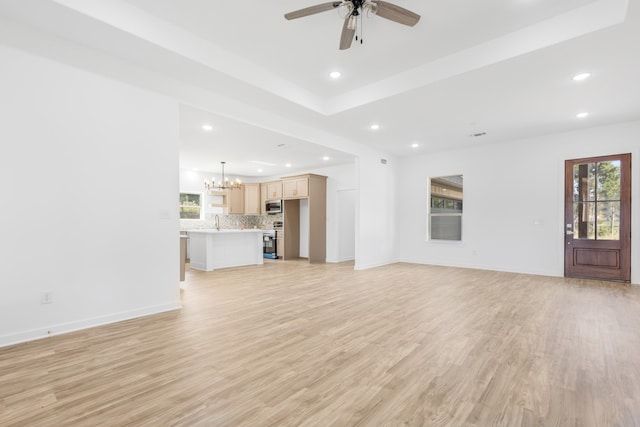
xmin=179 ymin=105 xmax=355 ymax=177
xmin=1 ymin=0 xmax=639 ymax=176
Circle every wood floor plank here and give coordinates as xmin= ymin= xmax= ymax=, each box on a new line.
xmin=1 ymin=261 xmax=640 ymax=426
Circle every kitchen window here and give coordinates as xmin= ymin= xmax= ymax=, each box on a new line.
xmin=179 ymin=192 xmax=203 ymax=220
xmin=428 ymin=175 xmax=463 ymax=241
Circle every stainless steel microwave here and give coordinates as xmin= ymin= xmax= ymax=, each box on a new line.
xmin=265 ymin=200 xmax=282 ymax=214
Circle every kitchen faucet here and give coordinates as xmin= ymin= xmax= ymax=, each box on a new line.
xmin=215 ymin=214 xmax=220 ymax=231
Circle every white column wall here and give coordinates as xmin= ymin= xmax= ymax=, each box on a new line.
xmin=0 ymin=46 xmax=181 ymax=347
xmin=355 ymin=154 xmax=399 ymax=270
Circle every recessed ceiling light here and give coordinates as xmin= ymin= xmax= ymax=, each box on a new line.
xmin=201 ymin=124 xmax=213 ymax=131
xmin=411 ymin=143 xmax=419 ymax=148
xmin=322 ymin=156 xmax=330 ymax=161
xmin=257 ymin=169 xmax=263 ymax=173
xmin=285 ymin=163 xmax=292 ymax=168
xmin=329 ymin=71 xmax=341 ymax=79
xmin=370 ymin=124 xmax=380 ymax=131
xmin=573 ymin=72 xmax=591 ymax=81
xmin=576 ymin=112 xmax=589 ymax=119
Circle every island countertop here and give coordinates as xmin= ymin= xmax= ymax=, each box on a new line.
xmin=188 ymin=229 xmax=264 ymax=272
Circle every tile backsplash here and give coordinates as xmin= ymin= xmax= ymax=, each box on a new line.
xmin=180 ymin=213 xmax=283 ymax=231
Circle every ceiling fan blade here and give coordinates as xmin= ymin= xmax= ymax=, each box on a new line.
xmin=339 ymin=15 xmax=356 ymax=50
xmin=285 ymin=2 xmax=342 ymax=20
xmin=374 ymin=1 xmax=420 ymax=26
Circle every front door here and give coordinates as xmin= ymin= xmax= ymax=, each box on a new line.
xmin=564 ymin=153 xmax=631 ymax=281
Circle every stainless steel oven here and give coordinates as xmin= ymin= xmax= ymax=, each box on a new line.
xmin=263 ymin=230 xmax=277 ymax=259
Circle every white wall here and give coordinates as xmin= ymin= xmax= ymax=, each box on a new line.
xmin=0 ymin=46 xmax=181 ymax=347
xmin=397 ymin=120 xmax=640 ymax=283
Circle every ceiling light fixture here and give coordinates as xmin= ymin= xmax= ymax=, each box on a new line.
xmin=322 ymin=156 xmax=330 ymax=161
xmin=258 ymin=169 xmax=263 ymax=173
xmin=347 ymin=14 xmax=357 ymax=30
xmin=573 ymin=72 xmax=591 ymax=81
xmin=202 ymin=124 xmax=213 ymax=131
xmin=329 ymin=71 xmax=341 ymax=79
xmin=204 ymin=161 xmax=241 ymax=191
xmin=285 ymin=163 xmax=292 ymax=168
xmin=576 ymin=112 xmax=589 ymax=119
xmin=411 ymin=143 xmax=419 ymax=148
xmin=370 ymin=123 xmax=380 ymax=131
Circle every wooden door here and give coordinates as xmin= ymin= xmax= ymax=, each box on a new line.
xmin=564 ymin=153 xmax=631 ymax=281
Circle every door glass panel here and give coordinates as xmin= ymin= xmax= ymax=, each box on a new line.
xmin=573 ymin=163 xmax=596 ymax=202
xmin=574 ymin=202 xmax=595 ymax=239
xmin=596 ymin=201 xmax=620 ymax=240
xmin=596 ymin=160 xmax=621 ymax=201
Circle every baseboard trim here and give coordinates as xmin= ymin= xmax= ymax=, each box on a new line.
xmin=397 ymin=257 xmax=561 ymax=278
xmin=354 ymin=258 xmax=400 ymax=271
xmin=0 ymin=301 xmax=182 ymax=348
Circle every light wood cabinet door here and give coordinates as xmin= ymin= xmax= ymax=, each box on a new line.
xmin=283 ymin=178 xmax=308 ymax=199
xmin=266 ymin=181 xmax=283 ymax=200
xmin=260 ymin=184 xmax=267 ymax=214
xmin=227 ymin=187 xmax=245 ymax=215
xmin=244 ymin=184 xmax=260 ymax=215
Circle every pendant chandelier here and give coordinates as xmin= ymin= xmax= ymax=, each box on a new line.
xmin=204 ymin=161 xmax=241 ymax=191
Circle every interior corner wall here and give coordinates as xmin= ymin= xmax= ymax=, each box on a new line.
xmin=354 ymin=154 xmax=398 ymax=270
xmin=396 ymin=120 xmax=640 ymax=284
xmin=0 ymin=45 xmax=181 ymax=347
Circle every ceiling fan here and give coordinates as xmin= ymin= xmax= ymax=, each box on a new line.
xmin=285 ymin=0 xmax=420 ymax=50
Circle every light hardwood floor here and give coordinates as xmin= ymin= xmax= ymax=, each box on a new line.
xmin=2 ymin=261 xmax=640 ymax=426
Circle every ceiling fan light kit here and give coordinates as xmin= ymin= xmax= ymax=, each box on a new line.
xmin=285 ymin=0 xmax=420 ymax=50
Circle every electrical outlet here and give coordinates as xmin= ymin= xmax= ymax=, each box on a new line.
xmin=41 ymin=291 xmax=53 ymax=304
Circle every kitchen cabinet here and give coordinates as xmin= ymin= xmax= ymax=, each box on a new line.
xmin=282 ymin=174 xmax=326 ymax=263
xmin=283 ymin=177 xmax=308 ymax=199
xmin=227 ymin=186 xmax=244 ymax=215
xmin=208 ymin=190 xmax=227 ymax=209
xmin=260 ymin=184 xmax=268 ymax=214
xmin=243 ymin=183 xmax=260 ymax=215
xmin=265 ymin=181 xmax=283 ymax=200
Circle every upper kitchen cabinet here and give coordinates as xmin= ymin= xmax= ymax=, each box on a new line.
xmin=265 ymin=181 xmax=283 ymax=200
xmin=227 ymin=186 xmax=245 ymax=215
xmin=244 ymin=183 xmax=261 ymax=216
xmin=260 ymin=184 xmax=268 ymax=215
xmin=283 ymin=176 xmax=309 ymax=199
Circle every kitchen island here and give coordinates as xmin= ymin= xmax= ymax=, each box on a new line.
xmin=188 ymin=229 xmax=264 ymax=272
